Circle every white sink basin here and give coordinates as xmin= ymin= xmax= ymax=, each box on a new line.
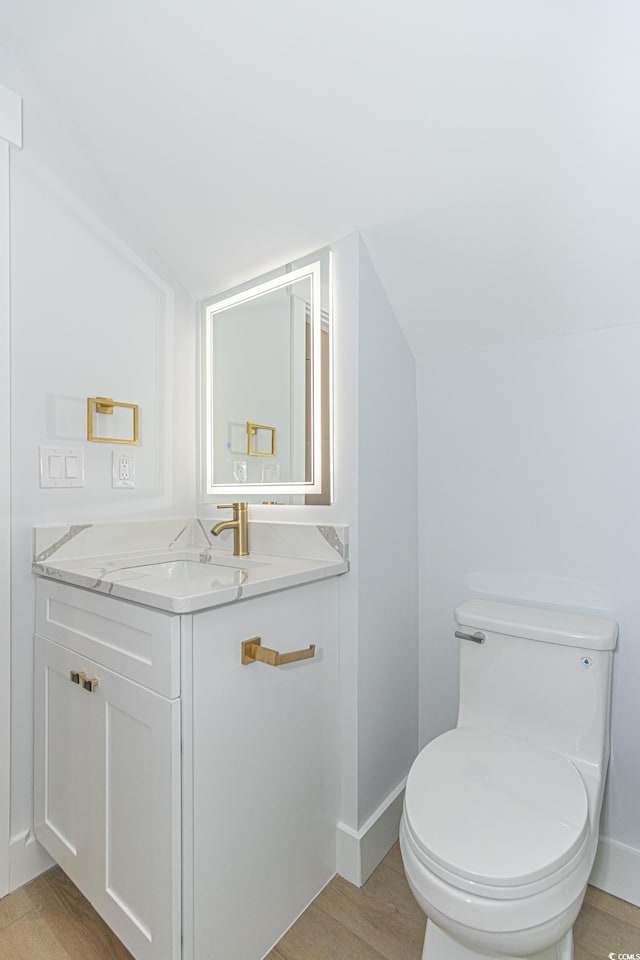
xmin=130 ymin=559 xmax=239 ymax=583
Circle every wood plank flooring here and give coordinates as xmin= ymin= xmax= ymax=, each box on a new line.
xmin=0 ymin=843 xmax=638 ymax=959
xmin=0 ymin=866 xmax=132 ymax=960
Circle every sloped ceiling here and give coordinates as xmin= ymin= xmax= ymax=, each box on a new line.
xmin=1 ymin=0 xmax=639 ymax=358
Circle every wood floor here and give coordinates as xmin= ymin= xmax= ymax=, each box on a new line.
xmin=0 ymin=844 xmax=638 ymax=959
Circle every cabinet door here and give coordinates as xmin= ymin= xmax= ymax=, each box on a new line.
xmin=34 ymin=635 xmax=92 ymax=894
xmin=190 ymin=579 xmax=339 ymax=960
xmin=90 ymin=664 xmax=181 ymax=960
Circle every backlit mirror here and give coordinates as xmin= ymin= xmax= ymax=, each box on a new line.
xmin=200 ymin=249 xmax=331 ymax=505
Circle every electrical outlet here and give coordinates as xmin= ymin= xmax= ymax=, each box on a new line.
xmin=112 ymin=450 xmax=135 ymax=489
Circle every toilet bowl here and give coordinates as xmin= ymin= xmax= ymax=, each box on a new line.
xmin=400 ymin=600 xmax=617 ymax=960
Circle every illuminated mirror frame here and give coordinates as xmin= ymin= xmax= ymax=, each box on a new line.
xmin=201 ymin=260 xmax=324 ymax=499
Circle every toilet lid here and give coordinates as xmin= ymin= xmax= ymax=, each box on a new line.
xmin=404 ymin=727 xmax=589 ymax=889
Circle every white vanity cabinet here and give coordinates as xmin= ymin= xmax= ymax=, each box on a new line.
xmin=34 ymin=580 xmax=182 ymax=960
xmin=34 ymin=573 xmax=340 ymax=960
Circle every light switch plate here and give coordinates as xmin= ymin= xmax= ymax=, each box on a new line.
xmin=39 ymin=446 xmax=85 ymax=488
xmin=112 ymin=450 xmax=135 ymax=489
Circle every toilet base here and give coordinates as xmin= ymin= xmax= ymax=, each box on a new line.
xmin=422 ymin=920 xmax=573 ymax=960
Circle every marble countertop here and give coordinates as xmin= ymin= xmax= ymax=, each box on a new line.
xmin=32 ymin=518 xmax=349 ymax=613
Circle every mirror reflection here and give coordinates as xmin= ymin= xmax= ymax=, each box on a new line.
xmin=201 ymin=250 xmax=331 ymax=504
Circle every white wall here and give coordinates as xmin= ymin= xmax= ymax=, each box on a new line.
xmin=306 ymin=234 xmax=419 ymax=884
xmin=0 ymin=81 xmax=22 ymax=899
xmin=362 ymin=2 xmax=640 ymax=362
xmin=2 ymin=53 xmax=195 ymax=888
xmin=0 ymin=133 xmax=10 ymax=901
xmin=418 ymin=323 xmax=640 ymax=905
xmin=357 ymin=239 xmax=418 ymax=824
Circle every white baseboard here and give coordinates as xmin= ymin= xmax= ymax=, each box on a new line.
xmin=9 ymin=830 xmax=54 ymax=892
xmin=337 ymin=779 xmax=405 ymax=887
xmin=589 ymin=835 xmax=640 ymax=907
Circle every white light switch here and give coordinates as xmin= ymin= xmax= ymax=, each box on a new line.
xmin=40 ymin=446 xmax=85 ymax=488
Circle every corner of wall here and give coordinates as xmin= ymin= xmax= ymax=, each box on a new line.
xmin=354 ymin=239 xmax=419 ymax=827
xmin=590 ymin=836 xmax=640 ymax=908
xmin=336 ymin=780 xmax=406 ymax=887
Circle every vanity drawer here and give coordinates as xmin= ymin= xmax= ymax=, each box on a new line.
xmin=35 ymin=579 xmax=180 ymax=698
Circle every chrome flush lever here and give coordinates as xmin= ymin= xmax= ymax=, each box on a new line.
xmin=455 ymin=630 xmax=486 ymax=644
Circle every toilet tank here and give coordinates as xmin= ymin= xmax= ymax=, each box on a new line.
xmin=454 ymin=600 xmax=617 ymax=767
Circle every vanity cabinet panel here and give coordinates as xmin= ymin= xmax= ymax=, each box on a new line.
xmin=91 ymin=665 xmax=181 ymax=960
xmin=36 ymin=579 xmax=181 ymax=698
xmin=189 ymin=578 xmax=338 ymax=960
xmin=34 ymin=613 xmax=181 ymax=960
xmin=34 ymin=635 xmax=93 ymax=895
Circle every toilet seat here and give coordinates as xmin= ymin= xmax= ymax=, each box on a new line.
xmin=404 ymin=727 xmax=589 ymax=899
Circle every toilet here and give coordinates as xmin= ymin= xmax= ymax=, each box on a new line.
xmin=400 ymin=599 xmax=617 ymax=960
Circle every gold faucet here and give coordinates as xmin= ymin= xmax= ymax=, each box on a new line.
xmin=210 ymin=502 xmax=249 ymax=556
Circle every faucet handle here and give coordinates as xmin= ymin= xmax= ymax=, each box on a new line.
xmin=216 ymin=504 xmax=234 ymax=510
xmin=216 ymin=502 xmax=247 ymax=511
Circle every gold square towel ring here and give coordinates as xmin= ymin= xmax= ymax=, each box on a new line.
xmin=87 ymin=397 xmax=140 ymax=445
xmin=246 ymin=421 xmax=276 ymax=457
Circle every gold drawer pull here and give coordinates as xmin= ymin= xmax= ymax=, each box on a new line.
xmin=241 ymin=637 xmax=315 ymax=667
xmin=69 ymin=671 xmax=99 ymax=691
